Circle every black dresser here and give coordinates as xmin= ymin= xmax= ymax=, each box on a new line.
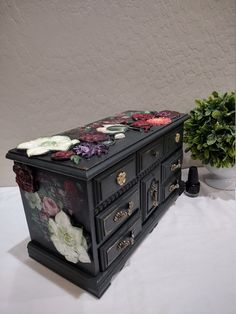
xmin=6 ymin=110 xmax=188 ymax=297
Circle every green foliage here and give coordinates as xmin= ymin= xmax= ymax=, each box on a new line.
xmin=184 ymin=91 xmax=235 ymax=168
xmin=70 ymin=155 xmax=81 ymax=165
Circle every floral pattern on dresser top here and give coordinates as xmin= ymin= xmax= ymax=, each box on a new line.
xmin=22 ymin=170 xmax=91 ymax=264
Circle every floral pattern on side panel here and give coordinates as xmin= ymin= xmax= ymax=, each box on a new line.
xmin=23 ymin=171 xmax=91 ymax=264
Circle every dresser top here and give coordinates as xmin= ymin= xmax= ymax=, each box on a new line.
xmin=6 ymin=110 xmax=188 ymax=179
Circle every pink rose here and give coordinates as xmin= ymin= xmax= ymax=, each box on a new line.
xmin=42 ymin=197 xmax=60 ymax=217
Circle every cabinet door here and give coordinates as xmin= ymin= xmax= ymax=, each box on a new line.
xmin=140 ymin=165 xmax=161 ymax=221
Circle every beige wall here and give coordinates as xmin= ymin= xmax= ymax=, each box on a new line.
xmin=0 ymin=0 xmax=235 ymax=186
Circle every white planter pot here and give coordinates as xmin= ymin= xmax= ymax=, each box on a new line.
xmin=205 ymin=164 xmax=236 ymax=190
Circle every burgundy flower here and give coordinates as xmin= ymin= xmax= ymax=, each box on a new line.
xmin=155 ymin=110 xmax=180 ymax=119
xmin=79 ymin=132 xmax=109 ymax=142
xmin=51 ymin=151 xmax=75 ymax=161
xmin=132 ymin=113 xmax=155 ymax=121
xmin=13 ymin=163 xmax=38 ymax=192
xmin=131 ymin=120 xmax=152 ymax=132
xmin=42 ymin=196 xmax=60 ymax=217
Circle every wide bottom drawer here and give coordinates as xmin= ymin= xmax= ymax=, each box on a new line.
xmin=99 ymin=212 xmax=142 ymax=271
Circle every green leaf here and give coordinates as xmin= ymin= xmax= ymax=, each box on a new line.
xmin=212 ymin=91 xmax=218 ymax=98
xmin=204 ymin=150 xmax=209 ymax=159
xmin=212 ymin=110 xmax=221 ymax=119
xmin=70 ymin=155 xmax=81 ymax=165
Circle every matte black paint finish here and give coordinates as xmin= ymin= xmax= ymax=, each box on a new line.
xmin=6 ymin=111 xmax=188 ymax=298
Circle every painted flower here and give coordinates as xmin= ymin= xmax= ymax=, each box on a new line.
xmin=48 ymin=211 xmax=91 ymax=264
xmin=17 ymin=135 xmax=80 ymax=157
xmin=25 ymin=192 xmax=41 ymax=210
xmin=42 ymin=196 xmax=60 ymax=217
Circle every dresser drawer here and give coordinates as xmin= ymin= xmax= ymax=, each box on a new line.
xmin=164 ymin=126 xmax=183 ymax=156
xmin=94 ymin=155 xmax=136 ymax=204
xmin=96 ymin=185 xmax=139 ymax=242
xmin=99 ymin=212 xmax=142 ymax=271
xmin=138 ymin=137 xmax=163 ymax=172
xmin=162 ymin=171 xmax=181 ymax=201
xmin=161 ymin=149 xmax=183 ymax=182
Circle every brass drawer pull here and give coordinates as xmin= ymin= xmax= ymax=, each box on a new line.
xmin=117 ymin=231 xmax=135 ymax=250
xmin=150 ymin=180 xmax=158 ymax=207
xmin=175 ymin=133 xmax=181 ymax=143
xmin=170 ymin=160 xmax=182 ymax=172
xmin=169 ymin=182 xmax=180 ymax=192
xmin=116 ymin=171 xmax=127 ymax=186
xmin=113 ymin=201 xmax=134 ymax=222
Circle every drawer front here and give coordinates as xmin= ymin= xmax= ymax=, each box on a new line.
xmin=164 ymin=126 xmax=183 ymax=157
xmin=162 ymin=171 xmax=181 ymax=201
xmin=141 ymin=165 xmax=161 ymax=221
xmin=138 ymin=137 xmax=164 ymax=172
xmin=94 ymin=155 xmax=136 ymax=204
xmin=161 ymin=149 xmax=183 ymax=182
xmin=96 ymin=185 xmax=139 ymax=242
xmin=99 ymin=212 xmax=142 ymax=271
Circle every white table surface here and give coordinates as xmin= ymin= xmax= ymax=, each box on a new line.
xmin=0 ymin=168 xmax=236 ymax=314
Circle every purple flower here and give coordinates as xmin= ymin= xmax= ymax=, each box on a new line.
xmin=73 ymin=142 xmax=109 ymax=159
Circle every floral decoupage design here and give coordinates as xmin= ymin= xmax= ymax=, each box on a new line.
xmin=23 ymin=171 xmax=91 ymax=264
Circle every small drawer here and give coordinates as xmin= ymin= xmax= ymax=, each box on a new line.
xmin=96 ymin=185 xmax=139 ymax=242
xmin=94 ymin=155 xmax=136 ymax=204
xmin=161 ymin=149 xmax=183 ymax=182
xmin=138 ymin=137 xmax=164 ymax=172
xmin=162 ymin=171 xmax=181 ymax=201
xmin=163 ymin=126 xmax=183 ymax=157
xmin=99 ymin=212 xmax=142 ymax=271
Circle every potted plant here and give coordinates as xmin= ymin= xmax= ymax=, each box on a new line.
xmin=184 ymin=91 xmax=235 ymax=190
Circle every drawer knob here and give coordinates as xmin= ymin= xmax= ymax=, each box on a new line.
xmin=113 ymin=201 xmax=134 ymax=222
xmin=117 ymin=231 xmax=135 ymax=250
xmin=171 ymin=160 xmax=182 ymax=172
xmin=175 ymin=133 xmax=181 ymax=143
xmin=169 ymin=182 xmax=180 ymax=192
xmin=116 ymin=171 xmax=127 ymax=186
xmin=151 ymin=150 xmax=159 ymax=157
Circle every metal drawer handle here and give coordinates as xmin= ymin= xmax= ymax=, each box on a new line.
xmin=117 ymin=231 xmax=135 ymax=250
xmin=116 ymin=171 xmax=127 ymax=186
xmin=170 ymin=160 xmax=182 ymax=172
xmin=169 ymin=182 xmax=180 ymax=192
xmin=113 ymin=201 xmax=134 ymax=222
xmin=150 ymin=180 xmax=159 ymax=207
xmin=175 ymin=133 xmax=181 ymax=143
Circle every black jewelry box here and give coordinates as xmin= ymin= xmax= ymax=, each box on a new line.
xmin=6 ymin=110 xmax=188 ymax=298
